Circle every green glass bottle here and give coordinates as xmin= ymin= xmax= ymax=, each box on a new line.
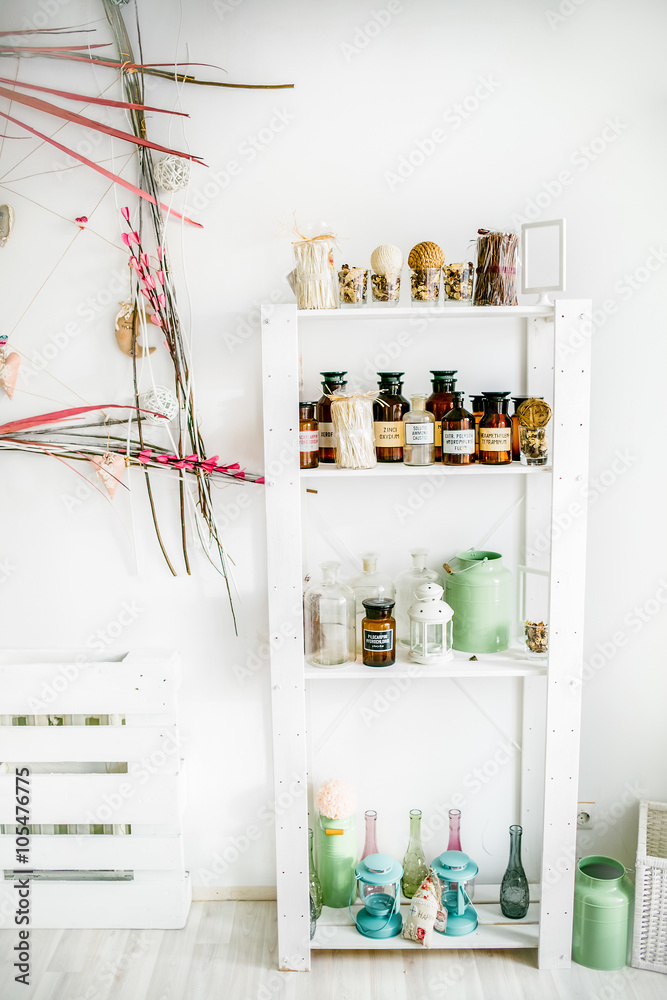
xmin=308 ymin=827 xmax=323 ymax=917
xmin=401 ymin=808 xmax=428 ymax=899
xmin=500 ymin=824 xmax=529 ymax=918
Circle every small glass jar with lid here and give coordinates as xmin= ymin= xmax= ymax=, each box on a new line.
xmin=442 ymin=393 xmax=475 ymax=466
xmin=361 ymin=598 xmax=396 ymax=667
xmin=317 ymin=371 xmax=347 ymax=463
xmin=478 ymin=392 xmax=512 ymax=465
xmin=299 ymin=402 xmax=319 ymax=470
xmin=305 ymin=562 xmax=356 ymax=668
xmin=373 ymin=372 xmax=409 ymax=462
xmin=403 ymin=394 xmax=435 ymax=466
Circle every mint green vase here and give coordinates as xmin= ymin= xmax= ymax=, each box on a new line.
xmin=317 ymin=814 xmax=357 ymax=908
xmin=573 ymin=856 xmax=633 ymax=970
xmin=444 ymin=550 xmax=512 ymax=653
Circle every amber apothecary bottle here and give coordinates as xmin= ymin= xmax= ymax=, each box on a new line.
xmin=470 ymin=393 xmax=485 ymax=462
xmin=425 ymin=371 xmax=458 ymax=462
xmin=361 ymin=598 xmax=396 ymax=667
xmin=511 ymin=395 xmax=543 ymax=461
xmin=479 ymin=392 xmax=512 ymax=465
xmin=299 ymin=402 xmax=319 ymax=470
xmin=373 ymin=372 xmax=409 ymax=462
xmin=442 ymin=393 xmax=476 ymax=465
xmin=317 ymin=371 xmax=347 ymax=463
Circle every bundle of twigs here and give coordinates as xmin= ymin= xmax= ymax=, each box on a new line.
xmin=473 ymin=229 xmax=519 ymax=306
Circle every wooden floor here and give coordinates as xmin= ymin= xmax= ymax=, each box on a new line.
xmin=1 ymin=901 xmax=665 ymax=999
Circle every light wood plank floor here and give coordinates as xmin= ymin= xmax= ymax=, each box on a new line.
xmin=1 ymin=902 xmax=665 ymax=999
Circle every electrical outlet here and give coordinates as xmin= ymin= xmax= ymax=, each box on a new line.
xmin=577 ymin=802 xmax=595 ymax=828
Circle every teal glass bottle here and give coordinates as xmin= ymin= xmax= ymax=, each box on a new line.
xmin=500 ymin=824 xmax=529 ymax=918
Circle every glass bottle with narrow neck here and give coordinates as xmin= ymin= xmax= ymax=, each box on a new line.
xmin=500 ymin=824 xmax=529 ymax=918
xmin=425 ymin=370 xmax=458 ymax=462
xmin=442 ymin=392 xmax=475 ymax=466
xmin=317 ymin=372 xmax=347 ymax=464
xmin=401 ymin=808 xmax=428 ymax=899
xmin=447 ymin=808 xmax=475 ymax=899
xmin=350 ymin=554 xmax=395 ymax=653
xmin=403 ymin=394 xmax=435 ymax=466
xmin=309 ymin=827 xmax=323 ymax=917
xmin=373 ymin=372 xmax=409 ymax=462
xmin=479 ymin=392 xmax=512 ymax=465
xmin=470 ymin=393 xmax=485 ymax=462
xmin=304 ymin=561 xmax=356 ymax=667
xmin=394 ymin=549 xmax=441 ymax=646
xmin=511 ymin=395 xmax=543 ymax=461
xmin=358 ymin=809 xmax=380 ymax=900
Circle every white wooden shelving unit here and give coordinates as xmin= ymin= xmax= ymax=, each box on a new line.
xmin=262 ymin=300 xmax=591 ymax=971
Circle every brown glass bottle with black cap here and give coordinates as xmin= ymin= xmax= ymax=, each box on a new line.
xmin=373 ymin=373 xmax=409 ymax=462
xmin=317 ymin=371 xmax=347 ymax=463
xmin=479 ymin=391 xmax=512 ymax=465
xmin=442 ymin=392 xmax=476 ymax=466
xmin=511 ymin=395 xmax=544 ymax=461
xmin=425 ymin=370 xmax=458 ymax=462
xmin=361 ymin=598 xmax=396 ymax=667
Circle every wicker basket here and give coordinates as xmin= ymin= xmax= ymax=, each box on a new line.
xmin=632 ymin=800 xmax=667 ymax=973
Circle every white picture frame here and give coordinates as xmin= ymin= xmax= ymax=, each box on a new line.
xmin=521 ymin=219 xmax=566 ymax=302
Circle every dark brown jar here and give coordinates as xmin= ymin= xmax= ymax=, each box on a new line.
xmin=470 ymin=393 xmax=485 ymax=462
xmin=442 ymin=393 xmax=476 ymax=466
xmin=373 ymin=373 xmax=409 ymax=462
xmin=362 ymin=598 xmax=396 ymax=667
xmin=317 ymin=371 xmax=347 ymax=463
xmin=425 ymin=370 xmax=458 ymax=462
xmin=479 ymin=391 xmax=512 ymax=465
xmin=299 ymin=402 xmax=319 ymax=470
xmin=511 ymin=395 xmax=543 ymax=461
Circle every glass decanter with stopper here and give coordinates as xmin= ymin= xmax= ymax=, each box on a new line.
xmin=479 ymin=391 xmax=512 ymax=465
xmin=442 ymin=392 xmax=476 ymax=466
xmin=304 ymin=561 xmax=356 ymax=667
xmin=394 ymin=549 xmax=442 ymax=646
xmin=403 ymin=394 xmax=435 ymax=466
xmin=401 ymin=808 xmax=428 ymax=899
xmin=500 ymin=824 xmax=529 ymax=918
xmin=317 ymin=372 xmax=347 ymax=464
xmin=309 ymin=827 xmax=323 ymax=918
xmin=425 ymin=370 xmax=458 ymax=462
xmin=350 ymin=553 xmax=394 ymax=653
xmin=373 ymin=372 xmax=409 ymax=462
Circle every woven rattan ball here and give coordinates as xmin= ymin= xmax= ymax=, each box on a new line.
xmin=517 ymin=398 xmax=552 ymax=429
xmin=154 ymin=155 xmax=190 ymax=192
xmin=408 ymin=241 xmax=445 ymax=270
xmin=140 ymin=386 xmax=179 ymax=424
xmin=370 ymin=243 xmax=404 ymax=275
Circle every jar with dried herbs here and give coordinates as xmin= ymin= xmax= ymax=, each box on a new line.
xmin=338 ymin=265 xmax=368 ymax=306
xmin=517 ymin=398 xmax=552 ymax=467
xmin=443 ymin=262 xmax=474 ymax=304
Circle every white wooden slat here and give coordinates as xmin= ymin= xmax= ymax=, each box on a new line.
xmin=0 ymin=834 xmax=184 ymax=870
xmin=0 ymin=875 xmax=191 ymax=929
xmin=0 ymin=773 xmax=184 ymax=825
xmin=0 ymin=653 xmax=180 ymax=715
xmin=520 ymin=675 xmax=547 ymax=884
xmin=0 ymin=724 xmax=180 ymax=764
xmin=262 ymin=303 xmax=310 ymax=973
xmin=538 ymin=300 xmax=591 ymax=969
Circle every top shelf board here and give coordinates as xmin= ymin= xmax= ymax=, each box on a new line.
xmin=295 ymin=304 xmax=555 ymax=321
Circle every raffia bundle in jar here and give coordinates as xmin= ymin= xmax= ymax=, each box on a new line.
xmin=330 ymin=392 xmax=377 ymax=469
xmin=293 ymin=231 xmax=338 ymax=310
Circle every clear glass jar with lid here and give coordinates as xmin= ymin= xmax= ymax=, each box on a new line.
xmin=403 ymin=394 xmax=435 ymax=466
xmin=394 ymin=549 xmax=442 ymax=646
xmin=350 ymin=554 xmax=395 ymax=653
xmin=304 ymin=561 xmax=356 ymax=667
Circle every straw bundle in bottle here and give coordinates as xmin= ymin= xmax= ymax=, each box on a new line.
xmin=473 ymin=229 xmax=519 ymax=306
xmin=331 ymin=393 xmax=377 ymax=469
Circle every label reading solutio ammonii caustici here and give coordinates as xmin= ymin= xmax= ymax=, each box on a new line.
xmin=374 ymin=422 xmax=405 ymax=447
xmin=363 ymin=629 xmax=394 ymax=652
xmin=405 ymin=423 xmax=435 ymax=445
xmin=299 ymin=430 xmax=319 ymax=454
xmin=443 ymin=428 xmax=475 ymax=454
xmin=479 ymin=428 xmax=511 ymax=451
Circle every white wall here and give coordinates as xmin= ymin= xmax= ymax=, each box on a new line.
xmin=1 ymin=0 xmax=666 ymax=887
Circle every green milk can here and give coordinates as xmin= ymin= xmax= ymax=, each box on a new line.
xmin=572 ymin=856 xmax=633 ymax=970
xmin=444 ymin=550 xmax=512 ymax=653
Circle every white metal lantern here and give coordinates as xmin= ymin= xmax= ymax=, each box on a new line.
xmin=408 ymin=582 xmax=454 ymax=663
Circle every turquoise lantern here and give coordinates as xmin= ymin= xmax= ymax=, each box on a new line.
xmin=430 ymin=849 xmax=479 ymax=936
xmin=350 ymin=853 xmax=403 ymax=938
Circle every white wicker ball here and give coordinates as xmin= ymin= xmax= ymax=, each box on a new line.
xmin=370 ymin=243 xmax=404 ymax=276
xmin=154 ymin=155 xmax=190 ymax=192
xmin=140 ymin=386 xmax=179 ymax=424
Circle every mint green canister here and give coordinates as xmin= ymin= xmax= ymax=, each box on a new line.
xmin=572 ymin=856 xmax=633 ymax=970
xmin=444 ymin=550 xmax=512 ymax=653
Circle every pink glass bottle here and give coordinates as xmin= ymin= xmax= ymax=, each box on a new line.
xmin=359 ymin=809 xmax=381 ymax=901
xmin=447 ymin=808 xmax=475 ymax=900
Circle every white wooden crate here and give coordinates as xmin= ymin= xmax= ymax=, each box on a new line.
xmin=0 ymin=649 xmax=191 ymax=928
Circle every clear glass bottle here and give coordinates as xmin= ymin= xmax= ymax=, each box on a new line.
xmin=442 ymin=393 xmax=475 ymax=466
xmin=358 ymin=809 xmax=379 ymax=900
xmin=403 ymin=394 xmax=435 ymax=466
xmin=479 ymin=391 xmax=512 ymax=465
xmin=299 ymin=402 xmax=319 ymax=470
xmin=447 ymin=807 xmax=475 ymax=900
xmin=500 ymin=824 xmax=530 ymax=918
xmin=470 ymin=393 xmax=485 ymax=462
xmin=373 ymin=372 xmax=409 ymax=463
xmin=401 ymin=808 xmax=428 ymax=899
xmin=309 ymin=827 xmax=323 ymax=918
xmin=394 ymin=549 xmax=442 ymax=646
xmin=304 ymin=561 xmax=356 ymax=667
xmin=350 ymin=553 xmax=395 ymax=653
xmin=317 ymin=372 xmax=347 ymax=464
xmin=511 ymin=396 xmax=543 ymax=461
xmin=361 ymin=598 xmax=396 ymax=667
xmin=426 ymin=371 xmax=458 ymax=462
